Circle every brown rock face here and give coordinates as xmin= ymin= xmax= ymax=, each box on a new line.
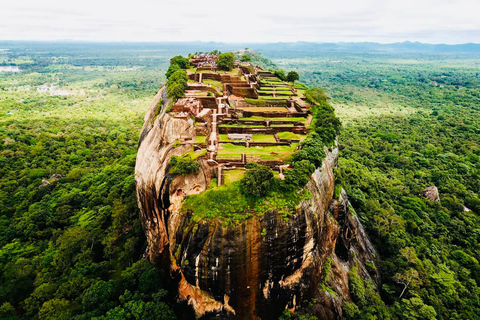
xmin=135 ymin=87 xmax=380 ymax=319
xmin=422 ymin=186 xmax=440 ymax=201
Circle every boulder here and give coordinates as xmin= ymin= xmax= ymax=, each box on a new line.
xmin=422 ymin=186 xmax=440 ymax=201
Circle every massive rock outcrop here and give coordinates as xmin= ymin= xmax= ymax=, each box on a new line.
xmin=135 ymin=87 xmax=380 ymax=320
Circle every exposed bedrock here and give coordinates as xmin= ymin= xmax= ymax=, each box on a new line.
xmin=135 ymin=87 xmax=380 ymax=320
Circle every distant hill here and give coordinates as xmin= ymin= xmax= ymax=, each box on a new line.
xmin=1 ymin=40 xmax=480 ymax=55
xmin=253 ymin=41 xmax=480 ymax=54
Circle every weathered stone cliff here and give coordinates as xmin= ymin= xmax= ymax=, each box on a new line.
xmin=135 ymin=87 xmax=380 ymax=319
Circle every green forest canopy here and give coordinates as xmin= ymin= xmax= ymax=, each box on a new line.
xmin=0 ymin=43 xmax=479 ymax=319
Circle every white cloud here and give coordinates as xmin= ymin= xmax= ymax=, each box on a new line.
xmin=0 ymin=0 xmax=479 ymax=43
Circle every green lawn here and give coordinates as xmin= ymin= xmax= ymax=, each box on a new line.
xmin=186 ymin=149 xmax=207 ymax=160
xmin=257 ymin=88 xmax=277 ymax=92
xmin=261 ymin=78 xmax=282 ymax=83
xmin=260 ymin=96 xmax=289 ymax=100
xmin=219 ymin=134 xmax=230 ymax=141
xmin=203 ymin=79 xmax=224 ymax=94
xmin=256 ymin=94 xmax=276 ymax=99
xmin=237 ymin=106 xmax=288 ymax=112
xmin=219 ymin=133 xmax=272 ymax=142
xmin=277 ymin=132 xmax=306 ymax=140
xmin=195 ymin=135 xmax=207 ymax=144
xmin=219 ymin=124 xmax=265 ymax=128
xmin=217 ymin=143 xmax=298 ymax=161
xmin=251 ymin=134 xmax=277 ymax=142
xmin=244 ymin=98 xmax=287 ymax=106
xmin=293 ymin=82 xmax=308 ymax=89
xmin=223 ymin=169 xmax=245 ymax=185
xmin=271 ymin=124 xmax=294 ymax=127
xmin=182 ymin=180 xmax=311 ymax=223
xmin=239 ymin=116 xmax=307 ymax=122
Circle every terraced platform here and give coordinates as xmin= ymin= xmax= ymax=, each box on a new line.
xmin=167 ymin=53 xmax=313 ymax=186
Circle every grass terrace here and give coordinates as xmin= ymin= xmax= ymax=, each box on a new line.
xmin=277 ymin=132 xmax=306 ymax=140
xmin=186 ymin=90 xmax=208 ymax=96
xmin=195 ymin=135 xmax=207 ymax=144
xmin=244 ymin=98 xmax=287 ymax=106
xmin=203 ymin=79 xmax=224 ymax=94
xmin=237 ymin=106 xmax=289 ymax=112
xmin=293 ymin=82 xmax=309 ymax=90
xmin=261 ymin=83 xmax=290 ymax=87
xmin=186 ymin=149 xmax=208 ymax=160
xmin=261 ymin=78 xmax=282 ymax=82
xmin=218 ymin=134 xmax=231 ymax=141
xmin=223 ymin=169 xmax=245 ymax=185
xmin=239 ymin=116 xmax=307 ymax=122
xmin=270 ymin=123 xmax=295 ymax=127
xmin=219 ymin=134 xmax=278 ymax=143
xmin=182 ymin=180 xmax=312 ymax=223
xmin=257 ymin=96 xmax=291 ymax=100
xmin=195 ymin=69 xmax=239 ymax=75
xmin=217 ymin=143 xmax=298 ymax=161
xmin=251 ymin=134 xmax=277 ymax=142
xmin=219 ymin=124 xmax=265 ymax=128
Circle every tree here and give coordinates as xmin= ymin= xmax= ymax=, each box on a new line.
xmin=284 ymin=160 xmax=315 ymax=189
xmin=240 ymin=54 xmax=251 ymax=62
xmin=166 ymin=82 xmax=185 ymax=100
xmin=167 ymin=70 xmax=188 ymax=87
xmin=166 ymin=69 xmax=188 ymax=101
xmin=170 ymin=55 xmax=190 ymax=69
xmin=393 ymin=268 xmax=421 ymax=298
xmin=165 ymin=63 xmax=181 ymax=79
xmin=304 ymin=88 xmax=328 ymax=105
xmin=274 ymin=69 xmax=287 ymax=81
xmin=217 ymin=52 xmax=235 ymax=70
xmin=169 ymin=155 xmax=200 ymax=176
xmin=38 ymin=298 xmax=72 ymax=320
xmin=240 ymin=164 xmax=273 ymax=197
xmin=292 ymin=133 xmax=326 ymax=168
xmin=310 ymin=104 xmax=342 ymax=145
xmin=395 ymin=297 xmax=437 ymax=320
xmin=286 ymin=71 xmax=299 ymax=83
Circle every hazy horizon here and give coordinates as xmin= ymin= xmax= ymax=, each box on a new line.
xmin=2 ymin=0 xmax=480 ymax=44
xmin=1 ymin=40 xmax=480 ymax=46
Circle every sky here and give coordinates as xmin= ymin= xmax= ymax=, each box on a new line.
xmin=1 ymin=0 xmax=480 ymax=44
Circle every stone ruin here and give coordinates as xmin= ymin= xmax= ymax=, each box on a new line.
xmin=164 ymin=54 xmax=313 ymax=186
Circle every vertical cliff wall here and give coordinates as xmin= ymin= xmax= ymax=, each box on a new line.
xmin=135 ymin=87 xmax=380 ymax=319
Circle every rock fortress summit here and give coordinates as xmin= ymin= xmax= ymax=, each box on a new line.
xmin=135 ymin=51 xmax=380 ymax=319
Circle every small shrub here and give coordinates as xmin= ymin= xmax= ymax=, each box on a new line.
xmin=170 ymin=55 xmax=190 ymax=69
xmin=240 ymin=54 xmax=251 ymax=62
xmin=304 ymin=88 xmax=328 ymax=105
xmin=284 ymin=160 xmax=315 ymax=189
xmin=169 ymin=155 xmax=200 ymax=176
xmin=292 ymin=133 xmax=326 ymax=168
xmin=217 ymin=52 xmax=235 ymax=70
xmin=286 ymin=71 xmax=299 ymax=83
xmin=274 ymin=69 xmax=287 ymax=81
xmin=240 ymin=164 xmax=273 ymax=197
xmin=348 ymin=266 xmax=366 ymax=305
